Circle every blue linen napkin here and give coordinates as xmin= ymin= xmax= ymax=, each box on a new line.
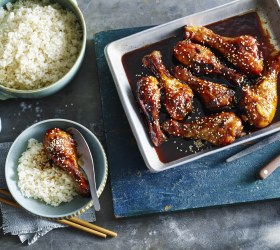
xmin=0 ymin=142 xmax=96 ymax=245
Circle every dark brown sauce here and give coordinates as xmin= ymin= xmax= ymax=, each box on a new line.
xmin=122 ymin=11 xmax=278 ymax=163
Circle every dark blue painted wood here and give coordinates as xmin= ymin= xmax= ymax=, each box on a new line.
xmin=94 ymin=28 xmax=280 ymax=218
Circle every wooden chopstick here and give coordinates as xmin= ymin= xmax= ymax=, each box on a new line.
xmin=0 ymin=189 xmax=117 ymax=238
xmin=69 ymin=217 xmax=117 ymax=237
xmin=59 ymin=219 xmax=106 ymax=238
xmin=0 ymin=189 xmax=11 ymax=197
xmin=0 ymin=196 xmax=21 ymax=208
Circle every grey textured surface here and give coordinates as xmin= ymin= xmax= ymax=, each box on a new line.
xmin=1 ymin=0 xmax=280 ymax=249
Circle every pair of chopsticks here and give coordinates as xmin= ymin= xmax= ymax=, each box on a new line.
xmin=0 ymin=189 xmax=117 ymax=238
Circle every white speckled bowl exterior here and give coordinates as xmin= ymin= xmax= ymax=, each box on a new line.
xmin=5 ymin=119 xmax=108 ymax=219
xmin=0 ymin=0 xmax=86 ymax=100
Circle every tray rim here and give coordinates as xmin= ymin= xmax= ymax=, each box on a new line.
xmin=105 ymin=0 xmax=280 ymax=172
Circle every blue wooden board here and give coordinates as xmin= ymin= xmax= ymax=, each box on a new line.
xmin=94 ymin=28 xmax=280 ymax=218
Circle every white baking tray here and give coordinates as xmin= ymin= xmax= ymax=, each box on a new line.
xmin=105 ymin=0 xmax=280 ymax=172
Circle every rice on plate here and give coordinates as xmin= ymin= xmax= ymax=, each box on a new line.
xmin=0 ymin=0 xmax=82 ymax=90
xmin=17 ymin=138 xmax=78 ymax=207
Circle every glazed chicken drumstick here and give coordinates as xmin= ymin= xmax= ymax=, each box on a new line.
xmin=240 ymin=51 xmax=280 ymax=128
xmin=184 ymin=26 xmax=263 ymax=75
xmin=173 ymin=40 xmax=246 ymax=86
xmin=136 ymin=76 xmax=167 ymax=147
xmin=142 ymin=50 xmax=194 ymax=120
xmin=162 ymin=112 xmax=244 ymax=146
xmin=44 ymin=128 xmax=90 ymax=196
xmin=172 ymin=65 xmax=236 ymax=111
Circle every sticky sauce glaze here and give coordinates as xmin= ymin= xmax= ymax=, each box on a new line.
xmin=122 ymin=12 xmax=278 ymax=163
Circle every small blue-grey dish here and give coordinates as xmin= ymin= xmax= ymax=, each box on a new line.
xmin=5 ymin=119 xmax=108 ymax=219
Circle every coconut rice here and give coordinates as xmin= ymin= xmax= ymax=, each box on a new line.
xmin=17 ymin=138 xmax=78 ymax=207
xmin=0 ymin=0 xmax=82 ymax=90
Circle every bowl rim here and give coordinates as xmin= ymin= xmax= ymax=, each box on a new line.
xmin=5 ymin=118 xmax=108 ymax=219
xmin=0 ymin=0 xmax=87 ymax=95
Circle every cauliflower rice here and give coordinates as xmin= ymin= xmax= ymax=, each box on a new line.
xmin=17 ymin=138 xmax=78 ymax=207
xmin=0 ymin=0 xmax=82 ymax=90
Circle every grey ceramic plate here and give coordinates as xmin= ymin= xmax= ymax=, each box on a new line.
xmin=105 ymin=0 xmax=280 ymax=172
xmin=5 ymin=119 xmax=108 ymax=219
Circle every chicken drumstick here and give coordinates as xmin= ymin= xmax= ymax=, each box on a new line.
xmin=162 ymin=112 xmax=244 ymax=146
xmin=136 ymin=76 xmax=167 ymax=147
xmin=184 ymin=26 xmax=263 ymax=75
xmin=44 ymin=128 xmax=90 ymax=196
xmin=142 ymin=50 xmax=194 ymax=120
xmin=240 ymin=51 xmax=280 ymax=128
xmin=172 ymin=65 xmax=236 ymax=111
xmin=173 ymin=40 xmax=246 ymax=87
